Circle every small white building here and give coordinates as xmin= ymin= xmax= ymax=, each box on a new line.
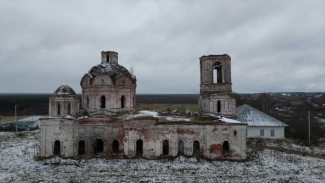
xmin=236 ymin=105 xmax=288 ymax=139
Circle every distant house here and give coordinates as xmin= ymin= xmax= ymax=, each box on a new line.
xmin=236 ymin=104 xmax=288 ymax=139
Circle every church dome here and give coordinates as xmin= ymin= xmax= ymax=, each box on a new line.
xmin=88 ymin=63 xmax=134 ymax=79
xmin=53 ymin=85 xmax=77 ymax=96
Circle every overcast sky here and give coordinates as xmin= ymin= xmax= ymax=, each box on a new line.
xmin=0 ymin=0 xmax=324 ymax=94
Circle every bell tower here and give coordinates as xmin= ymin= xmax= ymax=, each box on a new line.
xmin=101 ymin=51 xmax=118 ymax=64
xmin=198 ymin=54 xmax=236 ymax=118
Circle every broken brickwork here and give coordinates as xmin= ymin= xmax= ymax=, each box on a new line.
xmin=40 ymin=51 xmax=247 ymax=160
xmin=198 ymin=54 xmax=236 ymax=118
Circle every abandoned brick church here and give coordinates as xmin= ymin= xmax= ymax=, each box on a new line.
xmin=40 ymin=51 xmax=247 ymax=160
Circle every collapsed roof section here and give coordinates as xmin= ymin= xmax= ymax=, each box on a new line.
xmin=53 ymin=85 xmax=77 ymax=96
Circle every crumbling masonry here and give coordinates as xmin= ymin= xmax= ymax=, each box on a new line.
xmin=40 ymin=51 xmax=247 ymax=160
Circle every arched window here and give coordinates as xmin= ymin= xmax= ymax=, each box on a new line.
xmin=100 ymin=96 xmax=106 ymax=108
xmin=112 ymin=140 xmax=119 ymax=154
xmin=217 ymin=101 xmax=221 ymax=113
xmin=94 ymin=139 xmax=104 ymax=154
xmin=78 ymin=140 xmax=85 ymax=156
xmin=193 ymin=140 xmax=200 ymax=156
xmin=162 ymin=140 xmax=169 ymax=155
xmin=223 ymin=141 xmax=230 ymax=155
xmin=86 ymin=96 xmax=89 ymax=108
xmin=53 ymin=140 xmax=61 ymax=155
xmin=136 ymin=139 xmax=143 ymax=156
xmin=121 ymin=96 xmax=125 ymax=108
xmin=68 ymin=103 xmax=71 ymax=115
xmin=57 ymin=103 xmax=61 ymax=115
xmin=178 ymin=140 xmax=184 ymax=156
xmin=213 ymin=62 xmax=223 ymax=83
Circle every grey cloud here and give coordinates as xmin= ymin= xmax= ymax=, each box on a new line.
xmin=0 ymin=0 xmax=324 ymax=94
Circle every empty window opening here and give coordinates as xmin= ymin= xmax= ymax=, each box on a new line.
xmin=94 ymin=139 xmax=104 ymax=154
xmin=260 ymin=129 xmax=264 ymax=136
xmin=78 ymin=140 xmax=85 ymax=156
xmin=178 ymin=140 xmax=184 ymax=156
xmin=121 ymin=96 xmax=125 ymax=108
xmin=213 ymin=62 xmax=223 ymax=83
xmin=106 ymin=55 xmax=110 ymax=63
xmin=193 ymin=140 xmax=200 ymax=156
xmin=217 ymin=101 xmax=221 ymax=113
xmin=86 ymin=96 xmax=89 ymax=108
xmin=234 ymin=130 xmax=237 ymax=136
xmin=53 ymin=140 xmax=61 ymax=156
xmin=100 ymin=96 xmax=106 ymax=108
xmin=162 ymin=140 xmax=169 ymax=155
xmin=68 ymin=103 xmax=71 ymax=115
xmin=223 ymin=141 xmax=230 ymax=155
xmin=136 ymin=139 xmax=143 ymax=156
xmin=271 ymin=129 xmax=275 ymax=137
xmin=57 ymin=103 xmax=61 ymax=115
xmin=112 ymin=140 xmax=119 ymax=154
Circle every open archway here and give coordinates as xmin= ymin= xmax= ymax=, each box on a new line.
xmin=112 ymin=140 xmax=119 ymax=154
xmin=213 ymin=62 xmax=223 ymax=83
xmin=162 ymin=140 xmax=169 ymax=155
xmin=136 ymin=139 xmax=143 ymax=156
xmin=223 ymin=141 xmax=230 ymax=155
xmin=78 ymin=140 xmax=85 ymax=156
xmin=94 ymin=139 xmax=104 ymax=154
xmin=193 ymin=140 xmax=200 ymax=156
xmin=53 ymin=140 xmax=61 ymax=155
xmin=178 ymin=140 xmax=184 ymax=156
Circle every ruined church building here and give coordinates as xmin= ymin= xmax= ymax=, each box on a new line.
xmin=40 ymin=51 xmax=247 ymax=160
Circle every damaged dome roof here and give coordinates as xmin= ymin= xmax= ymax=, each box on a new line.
xmin=88 ymin=63 xmax=133 ymax=78
xmin=53 ymin=85 xmax=77 ymax=96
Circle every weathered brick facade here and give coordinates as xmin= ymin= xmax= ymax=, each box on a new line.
xmin=40 ymin=118 xmax=246 ymax=160
xmin=80 ymin=51 xmax=136 ymax=116
xmin=49 ymin=85 xmax=80 ymax=117
xmin=198 ymin=54 xmax=236 ymax=118
xmin=40 ymin=51 xmax=247 ymax=160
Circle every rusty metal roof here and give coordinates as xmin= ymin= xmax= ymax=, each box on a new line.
xmin=236 ymin=104 xmax=288 ymax=127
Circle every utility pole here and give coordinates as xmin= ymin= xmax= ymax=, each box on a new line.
xmin=308 ymin=111 xmax=311 ymax=146
xmin=15 ymin=105 xmax=17 ymax=136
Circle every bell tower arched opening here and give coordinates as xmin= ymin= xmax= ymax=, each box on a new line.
xmin=213 ymin=62 xmax=223 ymax=83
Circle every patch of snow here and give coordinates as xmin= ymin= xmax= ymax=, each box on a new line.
xmin=57 ymin=91 xmax=70 ymax=95
xmin=138 ymin=110 xmax=159 ymax=118
xmin=65 ymin=115 xmax=72 ymax=119
xmin=0 ymin=132 xmax=325 ymax=182
xmin=41 ymin=116 xmax=60 ymax=119
xmin=129 ymin=110 xmax=190 ymax=122
xmin=220 ymin=116 xmax=242 ymax=124
xmin=77 ymin=116 xmax=88 ymax=120
xmin=19 ymin=116 xmax=45 ymax=122
xmin=166 ymin=116 xmax=190 ymax=121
